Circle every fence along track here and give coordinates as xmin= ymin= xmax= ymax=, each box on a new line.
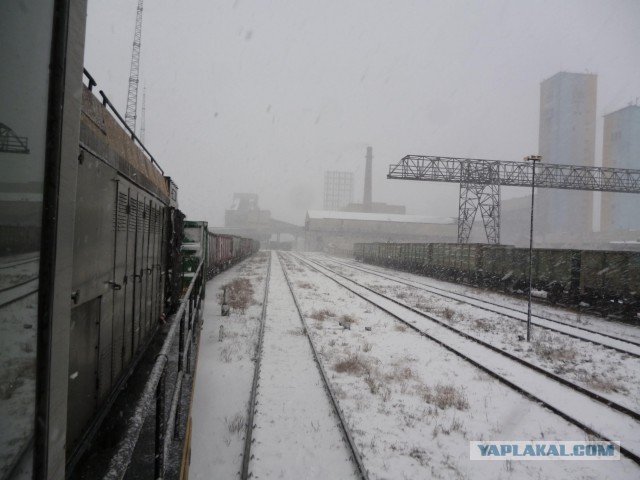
xmin=291 ymin=252 xmax=640 ymax=466
xmin=241 ymin=253 xmax=272 ymax=480
xmin=321 ymin=255 xmax=640 ymax=355
xmin=277 ymin=252 xmax=369 ymax=480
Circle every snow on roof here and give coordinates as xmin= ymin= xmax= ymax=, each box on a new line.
xmin=306 ymin=210 xmax=456 ymax=225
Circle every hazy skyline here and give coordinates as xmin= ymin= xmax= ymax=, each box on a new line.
xmin=84 ymin=0 xmax=640 ymax=226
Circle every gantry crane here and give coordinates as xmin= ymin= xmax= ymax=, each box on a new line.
xmin=387 ymin=155 xmax=640 ymax=244
xmin=0 ymin=122 xmax=29 ymax=154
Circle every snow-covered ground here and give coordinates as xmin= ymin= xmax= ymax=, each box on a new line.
xmin=0 ymin=253 xmax=38 ymax=478
xmin=191 ymin=253 xmax=268 ymax=479
xmin=322 ymin=254 xmax=640 ymax=345
xmin=190 ymin=251 xmax=640 ymax=479
xmin=249 ymin=253 xmax=357 ymax=479
xmin=308 ymin=255 xmax=640 ymax=414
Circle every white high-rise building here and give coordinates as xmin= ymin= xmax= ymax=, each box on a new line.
xmin=536 ymin=72 xmax=597 ymax=242
xmin=601 ymin=104 xmax=640 ymax=232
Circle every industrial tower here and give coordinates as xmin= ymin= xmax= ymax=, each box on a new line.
xmin=125 ymin=0 xmax=144 ymax=133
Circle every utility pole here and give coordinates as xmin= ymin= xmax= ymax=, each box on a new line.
xmin=125 ymin=0 xmax=144 ymax=134
xmin=525 ymin=155 xmax=541 ymax=342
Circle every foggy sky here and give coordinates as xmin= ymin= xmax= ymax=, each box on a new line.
xmin=84 ymin=0 xmax=640 ymax=226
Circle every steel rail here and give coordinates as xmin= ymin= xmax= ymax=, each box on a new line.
xmin=277 ymin=253 xmax=369 ymax=480
xmin=348 ymin=255 xmax=640 ymax=347
xmin=291 ymin=253 xmax=640 ymax=465
xmin=321 ymin=256 xmax=640 ymax=356
xmin=0 ymin=256 xmax=39 ymax=270
xmin=298 ymin=253 xmax=640 ymax=420
xmin=241 ymin=253 xmax=273 ymax=480
xmin=342 ymin=252 xmax=640 ymax=347
xmin=0 ymin=287 xmax=39 ymax=309
xmin=0 ymin=276 xmax=39 ymax=295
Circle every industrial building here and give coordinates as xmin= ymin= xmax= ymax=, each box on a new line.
xmin=222 ymin=193 xmax=303 ymax=244
xmin=304 ymin=210 xmax=457 ymax=253
xmin=536 ymin=72 xmax=597 ymax=242
xmin=601 ymin=104 xmax=640 ymax=232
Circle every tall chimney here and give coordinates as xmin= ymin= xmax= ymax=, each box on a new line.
xmin=364 ymin=146 xmax=372 ymax=212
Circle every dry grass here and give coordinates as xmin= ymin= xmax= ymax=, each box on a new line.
xmin=409 ymin=447 xmax=430 ymax=466
xmin=422 ymin=383 xmax=469 ymax=411
xmin=575 ymin=369 xmax=628 ymax=394
xmin=441 ymin=307 xmax=455 ymax=321
xmin=219 ymin=278 xmax=254 ymax=314
xmin=472 ymin=318 xmax=494 ymax=333
xmin=340 ymin=314 xmax=357 ymax=327
xmin=334 ymin=354 xmax=369 ymax=375
xmin=532 ymin=333 xmax=577 ymax=362
xmin=287 ymin=327 xmax=307 ymax=336
xmin=220 ymin=345 xmax=235 ymax=363
xmin=309 ymin=309 xmax=336 ymax=321
xmin=225 ymin=413 xmax=246 ymax=435
xmin=297 ymin=281 xmax=314 ymax=289
xmin=414 ymin=300 xmax=433 ymax=312
xmin=385 ymin=365 xmax=415 ymax=382
xmin=394 ymin=324 xmax=408 ymax=332
xmin=433 ymin=415 xmax=466 ymax=437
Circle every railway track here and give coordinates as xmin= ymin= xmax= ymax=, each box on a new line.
xmin=0 ymin=277 xmax=39 ymax=309
xmin=240 ymin=252 xmax=367 ymax=480
xmin=241 ymin=250 xmax=272 ymax=480
xmin=290 ymin=252 xmax=640 ymax=465
xmin=0 ymin=255 xmax=39 ymax=271
xmin=317 ymin=255 xmax=640 ymax=356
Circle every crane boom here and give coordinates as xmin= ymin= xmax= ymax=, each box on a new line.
xmin=387 ymin=154 xmax=640 ymax=244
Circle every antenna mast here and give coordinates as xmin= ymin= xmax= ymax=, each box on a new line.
xmin=125 ymin=0 xmax=144 ymax=133
xmin=140 ymin=85 xmax=146 ymax=143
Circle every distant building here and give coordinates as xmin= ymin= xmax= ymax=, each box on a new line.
xmin=483 ymin=195 xmax=531 ymax=247
xmin=536 ymin=72 xmax=597 ymax=241
xmin=224 ymin=193 xmax=271 ymax=241
xmin=342 ymin=202 xmax=406 ymax=215
xmin=335 ymin=146 xmax=406 ymax=215
xmin=601 ymin=105 xmax=640 ymax=231
xmin=305 ymin=210 xmax=457 ymax=252
xmin=323 ymin=171 xmax=354 ymax=210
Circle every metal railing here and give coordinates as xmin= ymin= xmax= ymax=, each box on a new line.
xmin=103 ymin=259 xmax=205 ymax=480
xmin=82 ymin=68 xmax=164 ymax=174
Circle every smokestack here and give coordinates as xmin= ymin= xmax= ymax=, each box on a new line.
xmin=364 ymin=146 xmax=372 ymax=212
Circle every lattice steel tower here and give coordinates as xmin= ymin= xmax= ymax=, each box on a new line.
xmin=324 ymin=171 xmax=354 ymax=210
xmin=125 ymin=0 xmax=144 ymax=133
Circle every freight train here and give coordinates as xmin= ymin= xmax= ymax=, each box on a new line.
xmin=182 ymin=220 xmax=260 ymax=284
xmin=69 ymin=76 xmax=260 ymax=478
xmin=354 ymin=242 xmax=640 ymax=320
xmin=1 ymin=45 xmax=259 ymax=480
